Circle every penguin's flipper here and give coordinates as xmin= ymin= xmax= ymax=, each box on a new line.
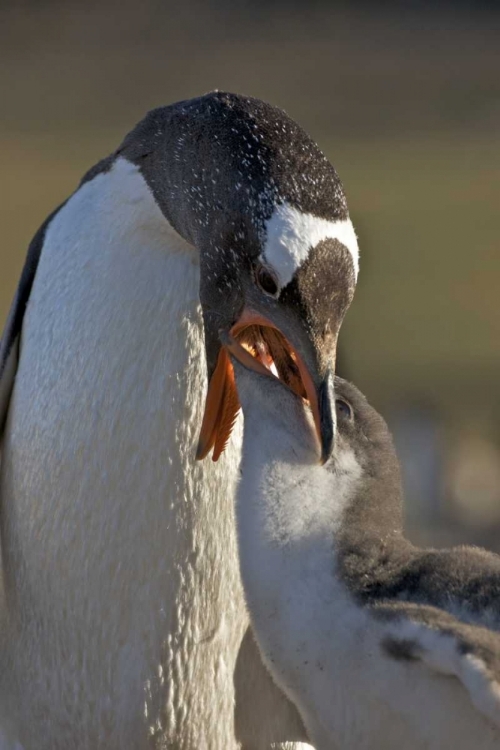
xmin=378 ymin=601 xmax=500 ymax=729
xmin=0 ymin=319 xmax=19 ymax=436
xmin=0 ymin=207 xmax=61 ymax=437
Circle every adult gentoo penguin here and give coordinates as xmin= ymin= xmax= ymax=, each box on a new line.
xmin=0 ymin=92 xmax=358 ymax=749
xmin=228 ymin=335 xmax=500 ymax=750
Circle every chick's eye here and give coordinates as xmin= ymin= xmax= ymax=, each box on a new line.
xmin=335 ymin=398 xmax=353 ymax=420
xmin=255 ymin=264 xmax=280 ymax=298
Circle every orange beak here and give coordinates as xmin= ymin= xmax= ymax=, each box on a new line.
xmin=196 ymin=310 xmax=323 ymax=462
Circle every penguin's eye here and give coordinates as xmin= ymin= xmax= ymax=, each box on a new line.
xmin=335 ymin=398 xmax=353 ymax=421
xmin=255 ymin=264 xmax=280 ymax=298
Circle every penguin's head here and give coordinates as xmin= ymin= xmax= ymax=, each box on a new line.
xmin=197 ymin=200 xmax=357 ymax=464
xmin=120 ymin=92 xmax=358 ymax=463
xmin=226 ymin=331 xmax=398 ymax=482
xmin=188 ymin=94 xmax=358 ymax=464
xmin=229 ymin=336 xmax=404 ymax=548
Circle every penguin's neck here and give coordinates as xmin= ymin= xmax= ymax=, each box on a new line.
xmin=236 ymin=430 xmax=406 ymax=672
xmin=237 ymin=435 xmax=362 ymax=637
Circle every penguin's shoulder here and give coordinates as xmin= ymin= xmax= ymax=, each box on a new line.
xmin=0 ymin=145 xmax=122 ymax=436
xmin=0 ymin=205 xmax=64 ymax=433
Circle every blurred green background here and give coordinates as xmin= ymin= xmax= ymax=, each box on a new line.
xmin=1 ymin=0 xmax=499 ymax=546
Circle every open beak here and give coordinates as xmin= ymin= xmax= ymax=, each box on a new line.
xmin=196 ymin=310 xmax=335 ymax=464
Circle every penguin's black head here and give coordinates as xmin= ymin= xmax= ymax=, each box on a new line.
xmin=119 ymin=92 xmax=358 ymax=463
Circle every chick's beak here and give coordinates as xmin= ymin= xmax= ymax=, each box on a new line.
xmin=196 ymin=309 xmax=336 ymax=464
xmin=318 ymin=368 xmax=335 ymax=464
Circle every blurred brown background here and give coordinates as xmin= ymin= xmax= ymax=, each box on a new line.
xmin=1 ymin=0 xmax=499 ymax=547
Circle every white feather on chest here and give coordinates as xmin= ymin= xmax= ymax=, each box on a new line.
xmin=0 ymin=158 xmax=247 ymax=749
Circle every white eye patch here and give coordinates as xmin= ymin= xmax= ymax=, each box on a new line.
xmin=261 ymin=202 xmax=359 ymax=290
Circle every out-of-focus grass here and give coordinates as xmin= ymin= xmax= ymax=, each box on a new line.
xmin=336 ymin=134 xmax=500 ymax=417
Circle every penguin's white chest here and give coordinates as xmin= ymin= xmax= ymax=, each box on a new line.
xmin=0 ymin=159 xmax=246 ymax=749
